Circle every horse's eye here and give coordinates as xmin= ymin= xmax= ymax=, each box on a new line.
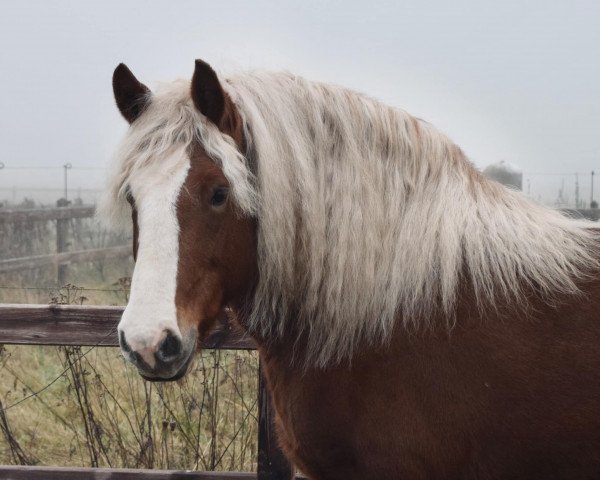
xmin=210 ymin=187 xmax=229 ymax=207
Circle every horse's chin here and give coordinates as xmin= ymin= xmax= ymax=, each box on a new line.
xmin=140 ymin=367 xmax=188 ymax=382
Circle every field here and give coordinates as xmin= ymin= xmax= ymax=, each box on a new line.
xmin=0 ymin=208 xmax=259 ymax=471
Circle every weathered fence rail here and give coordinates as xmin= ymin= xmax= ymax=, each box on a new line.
xmin=561 ymin=208 xmax=600 ymax=221
xmin=0 ymin=204 xmax=131 ymax=284
xmin=0 ymin=304 xmax=295 ymax=480
xmin=0 ymin=206 xmax=95 ymax=223
xmin=0 ymin=465 xmax=257 ymax=479
xmin=0 ymin=304 xmax=254 ymax=348
xmin=0 ymin=246 xmax=131 ymax=274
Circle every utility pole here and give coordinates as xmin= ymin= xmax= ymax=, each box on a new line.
xmin=0 ymin=163 xmax=7 ymax=204
xmin=592 ymin=170 xmax=596 ymax=207
xmin=0 ymin=163 xmax=4 ymax=205
xmin=575 ymin=173 xmax=580 ymax=208
xmin=556 ymin=178 xmax=566 ymax=207
xmin=63 ymin=163 xmax=72 ymax=201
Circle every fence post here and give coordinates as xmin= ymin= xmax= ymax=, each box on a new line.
xmin=257 ymin=361 xmax=295 ymax=480
xmin=56 ymin=199 xmax=69 ymax=285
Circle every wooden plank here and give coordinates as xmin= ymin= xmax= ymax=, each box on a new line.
xmin=0 ymin=246 xmax=132 ymax=274
xmin=257 ymin=362 xmax=295 ymax=480
xmin=0 ymin=465 xmax=256 ymax=479
xmin=0 ymin=304 xmax=256 ymax=349
xmin=0 ymin=206 xmax=95 ymax=223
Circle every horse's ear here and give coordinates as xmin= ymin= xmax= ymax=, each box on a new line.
xmin=113 ymin=63 xmax=150 ymax=124
xmin=191 ymin=59 xmax=226 ymax=126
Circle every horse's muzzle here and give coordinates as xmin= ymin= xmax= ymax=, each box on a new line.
xmin=119 ymin=329 xmax=197 ymax=381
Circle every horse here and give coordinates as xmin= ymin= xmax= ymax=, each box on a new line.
xmin=100 ymin=59 xmax=600 ymax=479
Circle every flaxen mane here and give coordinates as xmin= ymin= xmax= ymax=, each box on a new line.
xmin=100 ymin=70 xmax=599 ymax=366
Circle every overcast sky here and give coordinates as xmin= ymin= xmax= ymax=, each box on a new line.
xmin=1 ymin=0 xmax=599 ymax=205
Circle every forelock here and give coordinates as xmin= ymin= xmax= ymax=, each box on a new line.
xmin=97 ymin=79 xmax=258 ymax=231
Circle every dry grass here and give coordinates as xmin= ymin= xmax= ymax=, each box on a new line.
xmin=0 ymin=214 xmax=260 ymax=472
xmin=0 ymin=344 xmax=259 ymax=471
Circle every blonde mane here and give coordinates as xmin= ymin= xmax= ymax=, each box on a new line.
xmin=101 ymin=70 xmax=599 ymax=367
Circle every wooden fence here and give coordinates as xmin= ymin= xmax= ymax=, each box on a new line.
xmin=561 ymin=208 xmax=600 ymax=222
xmin=0 ymin=205 xmax=131 ymax=281
xmin=0 ymin=304 xmax=296 ymax=479
xmin=2 ymin=205 xmax=596 ymax=280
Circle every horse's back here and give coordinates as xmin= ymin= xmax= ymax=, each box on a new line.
xmin=262 ymin=281 xmax=600 ymax=479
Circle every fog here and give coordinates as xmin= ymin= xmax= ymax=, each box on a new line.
xmin=1 ymin=0 xmax=599 ymax=206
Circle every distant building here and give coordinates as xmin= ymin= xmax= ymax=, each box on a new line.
xmin=483 ymin=160 xmax=523 ymax=191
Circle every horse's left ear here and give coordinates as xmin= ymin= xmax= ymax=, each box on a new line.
xmin=191 ymin=59 xmax=227 ymax=126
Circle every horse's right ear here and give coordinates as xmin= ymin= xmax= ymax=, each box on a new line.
xmin=191 ymin=59 xmax=226 ymax=126
xmin=112 ymin=63 xmax=150 ymax=124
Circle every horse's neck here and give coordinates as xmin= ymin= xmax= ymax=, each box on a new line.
xmin=251 ymin=276 xmax=600 ymax=374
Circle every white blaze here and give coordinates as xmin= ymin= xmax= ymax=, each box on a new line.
xmin=118 ymin=148 xmax=190 ymax=355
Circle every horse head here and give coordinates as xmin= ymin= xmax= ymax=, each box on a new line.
xmin=111 ymin=60 xmax=256 ymax=381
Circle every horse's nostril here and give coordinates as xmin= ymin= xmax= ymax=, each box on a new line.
xmin=158 ymin=331 xmax=182 ymax=362
xmin=119 ymin=330 xmax=132 ymax=353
